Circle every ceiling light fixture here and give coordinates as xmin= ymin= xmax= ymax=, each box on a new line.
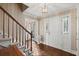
xmin=37 ymin=3 xmax=48 ymax=19
xmin=42 ymin=3 xmax=48 ymax=13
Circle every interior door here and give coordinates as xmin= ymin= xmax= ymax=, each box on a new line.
xmin=61 ymin=15 xmax=71 ymax=51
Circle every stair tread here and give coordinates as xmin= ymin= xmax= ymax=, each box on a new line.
xmin=0 ymin=38 xmax=11 ymax=41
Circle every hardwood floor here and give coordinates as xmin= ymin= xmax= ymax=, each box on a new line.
xmin=0 ymin=45 xmax=24 ymax=56
xmin=0 ymin=45 xmax=6 ymax=49
xmin=0 ymin=41 xmax=76 ymax=56
xmin=32 ymin=42 xmax=76 ymax=56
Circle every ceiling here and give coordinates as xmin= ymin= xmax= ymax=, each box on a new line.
xmin=23 ymin=3 xmax=79 ymax=19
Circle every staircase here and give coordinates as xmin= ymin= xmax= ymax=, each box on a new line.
xmin=0 ymin=6 xmax=32 ymax=56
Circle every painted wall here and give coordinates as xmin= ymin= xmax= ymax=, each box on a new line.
xmin=39 ymin=8 xmax=77 ymax=54
xmin=0 ymin=3 xmax=25 ymax=26
xmin=0 ymin=3 xmax=25 ymax=43
xmin=43 ymin=16 xmax=62 ymax=49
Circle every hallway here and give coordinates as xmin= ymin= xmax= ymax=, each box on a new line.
xmin=0 ymin=3 xmax=79 ymax=56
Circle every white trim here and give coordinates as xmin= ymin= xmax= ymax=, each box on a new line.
xmin=61 ymin=14 xmax=71 ymax=34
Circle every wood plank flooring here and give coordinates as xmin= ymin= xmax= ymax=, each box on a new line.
xmin=0 ymin=45 xmax=24 ymax=56
xmin=32 ymin=42 xmax=76 ymax=56
xmin=0 ymin=41 xmax=76 ymax=56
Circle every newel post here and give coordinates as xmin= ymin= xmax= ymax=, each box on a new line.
xmin=30 ymin=31 xmax=32 ymax=51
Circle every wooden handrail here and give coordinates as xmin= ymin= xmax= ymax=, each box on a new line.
xmin=0 ymin=6 xmax=31 ymax=35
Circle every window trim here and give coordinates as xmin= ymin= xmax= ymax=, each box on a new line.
xmin=61 ymin=15 xmax=69 ymax=34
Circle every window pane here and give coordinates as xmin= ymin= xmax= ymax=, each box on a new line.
xmin=63 ymin=16 xmax=68 ymax=33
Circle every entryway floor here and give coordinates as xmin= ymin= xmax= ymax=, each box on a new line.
xmin=32 ymin=42 xmax=76 ymax=56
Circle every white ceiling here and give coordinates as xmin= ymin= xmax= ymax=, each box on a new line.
xmin=23 ymin=3 xmax=79 ymax=19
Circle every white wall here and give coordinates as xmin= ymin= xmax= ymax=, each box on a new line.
xmin=0 ymin=4 xmax=26 ymax=42
xmin=47 ymin=16 xmax=62 ymax=49
xmin=39 ymin=13 xmax=76 ymax=54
